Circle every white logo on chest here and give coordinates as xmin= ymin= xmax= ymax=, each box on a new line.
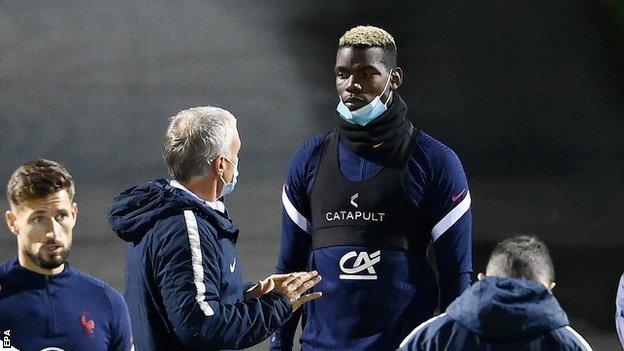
xmin=324 ymin=193 xmax=386 ymax=222
xmin=229 ymin=258 xmax=236 ymax=273
xmin=350 ymin=193 xmax=359 ymax=208
xmin=339 ymin=250 xmax=381 ymax=280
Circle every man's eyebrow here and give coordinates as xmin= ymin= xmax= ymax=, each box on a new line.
xmin=361 ymin=65 xmax=381 ymax=71
xmin=29 ymin=209 xmax=47 ymax=216
xmin=335 ymin=64 xmax=380 ymax=71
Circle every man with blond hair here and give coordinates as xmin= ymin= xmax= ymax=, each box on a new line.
xmin=272 ymin=26 xmax=473 ymax=350
xmin=1 ymin=159 xmax=133 ymax=350
xmin=109 ymin=106 xmax=322 ymax=350
xmin=398 ymin=236 xmax=593 ymax=351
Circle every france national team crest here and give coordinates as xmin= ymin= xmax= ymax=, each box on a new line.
xmin=80 ymin=312 xmax=95 ymax=335
xmin=339 ymin=250 xmax=381 ymax=280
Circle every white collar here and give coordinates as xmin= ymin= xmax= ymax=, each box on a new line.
xmin=169 ymin=179 xmax=226 ymax=213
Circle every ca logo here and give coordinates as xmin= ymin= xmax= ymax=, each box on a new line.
xmin=339 ymin=250 xmax=380 ymax=280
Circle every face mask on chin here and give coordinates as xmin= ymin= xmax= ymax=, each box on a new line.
xmin=219 ymin=156 xmax=239 ymax=197
xmin=336 ymin=72 xmax=393 ymax=126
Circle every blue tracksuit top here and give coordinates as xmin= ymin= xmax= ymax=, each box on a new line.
xmin=108 ymin=179 xmax=292 ymax=351
xmin=271 ymin=130 xmax=473 ymax=350
xmin=0 ymin=259 xmax=133 ymax=351
xmin=616 ymin=273 xmax=624 ymax=349
xmin=397 ymin=277 xmax=593 ymax=351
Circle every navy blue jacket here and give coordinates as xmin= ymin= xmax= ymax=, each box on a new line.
xmin=616 ymin=273 xmax=624 ymax=349
xmin=109 ymin=179 xmax=292 ymax=351
xmin=0 ymin=259 xmax=133 ymax=351
xmin=272 ymin=130 xmax=472 ymax=350
xmin=398 ymin=277 xmax=593 ymax=351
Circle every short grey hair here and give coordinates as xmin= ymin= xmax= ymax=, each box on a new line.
xmin=163 ymin=106 xmax=237 ymax=182
xmin=486 ymin=235 xmax=555 ymax=285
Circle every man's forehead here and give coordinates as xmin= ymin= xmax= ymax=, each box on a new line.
xmin=335 ymin=46 xmax=388 ymax=68
xmin=14 ymin=190 xmax=73 ymax=213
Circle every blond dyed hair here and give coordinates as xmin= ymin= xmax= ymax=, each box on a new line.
xmin=339 ymin=26 xmax=396 ymax=49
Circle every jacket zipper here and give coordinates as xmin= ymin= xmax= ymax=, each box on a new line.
xmin=44 ymin=276 xmax=55 ymax=337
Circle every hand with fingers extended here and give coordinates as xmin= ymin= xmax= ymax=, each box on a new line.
xmin=245 ymin=276 xmax=276 ymax=300
xmin=271 ymin=271 xmax=323 ymax=311
xmin=246 ymin=271 xmax=322 ymax=310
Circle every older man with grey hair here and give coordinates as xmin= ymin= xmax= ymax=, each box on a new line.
xmin=109 ymin=106 xmax=322 ymax=351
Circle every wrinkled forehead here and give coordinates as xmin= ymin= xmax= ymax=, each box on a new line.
xmin=12 ymin=190 xmax=74 ymax=214
xmin=335 ymin=46 xmax=390 ymax=70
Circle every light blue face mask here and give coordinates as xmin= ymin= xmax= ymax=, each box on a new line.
xmin=219 ymin=156 xmax=239 ymax=197
xmin=336 ymin=73 xmax=393 ymax=126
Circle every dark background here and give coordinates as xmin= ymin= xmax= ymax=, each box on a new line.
xmin=1 ymin=1 xmax=622 ymax=349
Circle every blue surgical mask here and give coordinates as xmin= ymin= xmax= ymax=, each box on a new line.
xmin=219 ymin=156 xmax=239 ymax=197
xmin=337 ymin=73 xmax=393 ymax=126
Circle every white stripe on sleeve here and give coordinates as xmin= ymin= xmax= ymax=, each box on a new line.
xmin=431 ymin=191 xmax=471 ymax=242
xmin=282 ymin=185 xmax=310 ymax=233
xmin=399 ymin=313 xmax=447 ymax=348
xmin=564 ymin=326 xmax=593 ymax=351
xmin=183 ymin=210 xmax=215 ymax=316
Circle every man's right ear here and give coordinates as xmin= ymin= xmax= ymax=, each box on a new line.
xmin=5 ymin=210 xmax=17 ymax=235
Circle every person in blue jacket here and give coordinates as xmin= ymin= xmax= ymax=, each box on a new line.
xmin=271 ymin=26 xmax=473 ymax=350
xmin=398 ymin=235 xmax=593 ymax=351
xmin=617 ymin=273 xmax=624 ymax=349
xmin=109 ymin=106 xmax=322 ymax=351
xmin=0 ymin=159 xmax=133 ymax=351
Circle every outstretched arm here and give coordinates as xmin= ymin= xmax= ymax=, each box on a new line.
xmin=154 ymin=214 xmax=292 ymax=350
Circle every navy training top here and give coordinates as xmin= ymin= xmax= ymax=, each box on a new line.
xmin=271 ymin=127 xmax=473 ymax=350
xmin=0 ymin=259 xmax=133 ymax=351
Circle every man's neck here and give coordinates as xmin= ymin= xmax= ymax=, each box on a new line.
xmin=176 ymin=177 xmax=219 ymax=202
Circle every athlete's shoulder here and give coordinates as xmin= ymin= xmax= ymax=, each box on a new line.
xmin=0 ymin=259 xmax=13 ymax=277
xmin=416 ymin=132 xmax=461 ymax=161
xmin=286 ymin=131 xmax=330 ymax=180
xmin=69 ymin=266 xmax=123 ymax=308
xmin=411 ymin=131 xmax=465 ymax=175
xmin=291 ymin=131 xmax=330 ymax=162
xmin=0 ymin=258 xmax=22 ymax=284
xmin=71 ymin=266 xmax=118 ymax=294
xmin=0 ymin=261 xmax=12 ymax=294
xmin=70 ymin=266 xmax=127 ymax=310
